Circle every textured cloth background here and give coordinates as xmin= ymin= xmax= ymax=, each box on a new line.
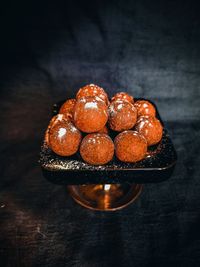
xmin=0 ymin=1 xmax=200 ymax=266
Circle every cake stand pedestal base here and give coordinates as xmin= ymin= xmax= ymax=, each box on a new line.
xmin=68 ymin=183 xmax=142 ymax=211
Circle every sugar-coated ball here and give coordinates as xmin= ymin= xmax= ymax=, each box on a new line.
xmin=59 ymin=99 xmax=76 ymax=118
xmin=49 ymin=120 xmax=82 ymax=156
xmin=134 ymin=100 xmax=156 ymax=117
xmin=108 ymin=100 xmax=137 ymax=131
xmin=80 ymin=133 xmax=114 ymax=165
xmin=111 ymin=92 xmax=134 ymax=103
xmin=73 ymin=96 xmax=108 ymax=133
xmin=135 ymin=116 xmax=163 ymax=146
xmin=114 ymin=130 xmax=147 ymax=162
xmin=76 ymin=84 xmax=109 ymax=105
xmin=44 ymin=114 xmax=70 ymax=146
xmin=97 ymin=125 xmax=109 ymax=134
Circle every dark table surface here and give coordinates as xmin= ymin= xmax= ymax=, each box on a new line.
xmin=0 ymin=1 xmax=200 ymax=266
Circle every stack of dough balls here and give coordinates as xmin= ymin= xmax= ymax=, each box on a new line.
xmin=45 ymin=84 xmax=163 ymax=165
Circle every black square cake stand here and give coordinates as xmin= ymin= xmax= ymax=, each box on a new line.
xmin=40 ymin=99 xmax=177 ymax=211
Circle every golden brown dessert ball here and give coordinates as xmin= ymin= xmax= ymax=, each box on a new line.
xmin=49 ymin=120 xmax=82 ymax=156
xmin=111 ymin=92 xmax=134 ymax=103
xmin=76 ymin=84 xmax=109 ymax=105
xmin=114 ymin=130 xmax=147 ymax=162
xmin=44 ymin=114 xmax=70 ymax=146
xmin=80 ymin=133 xmax=114 ymax=165
xmin=97 ymin=125 xmax=109 ymax=134
xmin=134 ymin=100 xmax=156 ymax=117
xmin=135 ymin=116 xmax=163 ymax=146
xmin=59 ymin=99 xmax=76 ymax=118
xmin=108 ymin=100 xmax=137 ymax=131
xmin=73 ymin=96 xmax=108 ymax=133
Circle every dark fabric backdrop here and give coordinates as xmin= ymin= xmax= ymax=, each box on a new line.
xmin=0 ymin=1 xmax=200 ymax=266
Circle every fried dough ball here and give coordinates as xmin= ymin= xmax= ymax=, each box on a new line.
xmin=134 ymin=100 xmax=156 ymax=117
xmin=97 ymin=125 xmax=109 ymax=134
xmin=73 ymin=96 xmax=108 ymax=133
xmin=108 ymin=100 xmax=137 ymax=131
xmin=135 ymin=116 xmax=163 ymax=146
xmin=76 ymin=84 xmax=109 ymax=105
xmin=111 ymin=92 xmax=134 ymax=103
xmin=44 ymin=114 xmax=70 ymax=146
xmin=80 ymin=133 xmax=114 ymax=165
xmin=114 ymin=130 xmax=147 ymax=162
xmin=59 ymin=99 xmax=76 ymax=118
xmin=49 ymin=120 xmax=82 ymax=156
